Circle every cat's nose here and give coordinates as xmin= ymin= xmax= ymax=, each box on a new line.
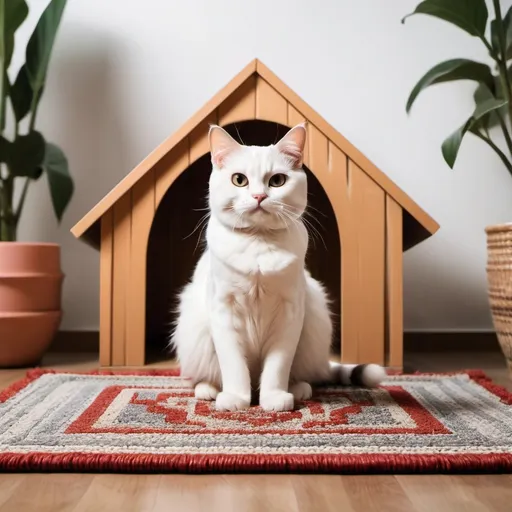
xmin=252 ymin=194 xmax=267 ymax=205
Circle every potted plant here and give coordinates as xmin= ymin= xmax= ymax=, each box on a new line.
xmin=0 ymin=0 xmax=73 ymax=367
xmin=403 ymin=0 xmax=512 ymax=374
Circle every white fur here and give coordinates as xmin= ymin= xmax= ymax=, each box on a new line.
xmin=170 ymin=124 xmax=386 ymax=411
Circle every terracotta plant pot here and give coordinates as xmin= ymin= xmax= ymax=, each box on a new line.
xmin=0 ymin=243 xmax=64 ymax=367
xmin=486 ymin=223 xmax=512 ymax=376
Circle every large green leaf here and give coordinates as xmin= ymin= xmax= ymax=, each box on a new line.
xmin=406 ymin=59 xmax=494 ymax=113
xmin=442 ymin=119 xmax=473 ymax=168
xmin=43 ymin=142 xmax=73 ymax=221
xmin=9 ymin=64 xmax=33 ymax=122
xmin=473 ymin=83 xmax=497 ymax=130
xmin=4 ymin=0 xmax=28 ymax=68
xmin=6 ymin=131 xmax=45 ymax=178
xmin=491 ymin=5 xmax=512 ymax=59
xmin=0 ymin=135 xmax=10 ymax=163
xmin=472 ymin=79 xmax=509 ymax=130
xmin=402 ymin=0 xmax=488 ymax=38
xmin=1 ymin=0 xmax=28 ymax=129
xmin=0 ymin=0 xmax=5 ymax=131
xmin=25 ymin=0 xmax=67 ymax=106
xmin=491 ymin=19 xmax=500 ymax=56
xmin=442 ymin=98 xmax=508 ymax=168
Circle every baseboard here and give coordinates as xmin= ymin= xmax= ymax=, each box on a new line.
xmin=49 ymin=330 xmax=502 ymax=353
xmin=50 ymin=331 xmax=99 ymax=352
xmin=404 ymin=331 xmax=500 ymax=352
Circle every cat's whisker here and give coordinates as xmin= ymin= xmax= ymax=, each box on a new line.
xmin=276 ymin=211 xmax=290 ymax=234
xmin=303 ymin=209 xmax=325 ymax=229
xmin=279 ymin=209 xmax=304 ymax=239
xmin=233 ymin=123 xmax=245 ymax=145
xmin=277 ymin=204 xmax=320 ymax=248
xmin=232 ymin=210 xmax=246 ymax=232
xmin=302 ymin=216 xmax=327 ymax=250
xmin=183 ymin=212 xmax=211 ymax=241
xmin=304 ymin=203 xmax=328 ymax=218
xmin=193 ymin=218 xmax=210 ymax=254
xmin=276 ymin=203 xmax=304 ymax=226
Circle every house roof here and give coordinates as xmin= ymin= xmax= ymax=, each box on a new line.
xmin=71 ymin=59 xmax=439 ymax=249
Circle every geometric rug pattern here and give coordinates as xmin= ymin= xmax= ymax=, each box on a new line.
xmin=1 ymin=369 xmax=511 ymax=473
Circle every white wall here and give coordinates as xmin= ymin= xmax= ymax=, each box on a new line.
xmin=10 ymin=0 xmax=512 ymax=332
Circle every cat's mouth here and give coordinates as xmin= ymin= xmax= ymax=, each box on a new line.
xmin=250 ymin=205 xmax=270 ymax=215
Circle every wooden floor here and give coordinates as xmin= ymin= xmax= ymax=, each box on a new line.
xmin=0 ymin=351 xmax=511 ymax=512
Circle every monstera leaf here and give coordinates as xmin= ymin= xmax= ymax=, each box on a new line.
xmin=6 ymin=131 xmax=45 ymax=178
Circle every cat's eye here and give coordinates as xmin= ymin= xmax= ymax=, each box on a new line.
xmin=231 ymin=173 xmax=248 ymax=187
xmin=269 ymin=173 xmax=287 ymax=187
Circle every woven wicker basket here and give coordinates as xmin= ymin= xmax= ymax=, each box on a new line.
xmin=486 ymin=223 xmax=512 ymax=375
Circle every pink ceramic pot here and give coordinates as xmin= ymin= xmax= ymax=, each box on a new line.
xmin=0 ymin=243 xmax=64 ymax=367
xmin=0 ymin=311 xmax=62 ymax=367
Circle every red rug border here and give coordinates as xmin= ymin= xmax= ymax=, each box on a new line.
xmin=1 ymin=451 xmax=511 ymax=475
xmin=1 ymin=367 xmax=511 ymax=474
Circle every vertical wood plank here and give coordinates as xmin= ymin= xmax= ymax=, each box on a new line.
xmin=346 ymin=161 xmax=386 ymax=365
xmin=287 ymin=105 xmax=309 ymax=167
xmin=323 ymin=143 xmax=347 ymax=355
xmin=189 ymin=111 xmax=218 ymax=164
xmin=99 ymin=209 xmax=113 ymax=367
xmin=255 ymin=77 xmax=287 ymax=124
xmin=386 ymin=196 xmax=404 ymax=368
xmin=218 ymin=76 xmax=256 ymax=126
xmin=155 ymin=139 xmax=190 ymax=208
xmin=111 ymin=193 xmax=131 ymax=366
xmin=327 ymin=142 xmax=347 ymax=234
xmin=326 ymin=144 xmax=359 ymax=363
xmin=309 ymin=124 xmax=328 ymax=180
xmin=125 ymin=171 xmax=155 ymax=366
xmin=340 ymin=160 xmax=359 ymax=363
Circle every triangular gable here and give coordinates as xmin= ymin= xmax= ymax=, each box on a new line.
xmin=71 ymin=59 xmax=439 ymax=248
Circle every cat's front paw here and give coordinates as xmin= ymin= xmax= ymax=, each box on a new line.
xmin=260 ymin=391 xmax=294 ymax=411
xmin=290 ymin=381 xmax=312 ymax=401
xmin=195 ymin=382 xmax=219 ymax=401
xmin=215 ymin=392 xmax=251 ymax=411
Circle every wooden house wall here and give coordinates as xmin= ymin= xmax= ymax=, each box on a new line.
xmin=99 ymin=76 xmax=403 ymax=368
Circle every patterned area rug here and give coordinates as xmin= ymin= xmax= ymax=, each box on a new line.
xmin=1 ymin=369 xmax=512 ymax=474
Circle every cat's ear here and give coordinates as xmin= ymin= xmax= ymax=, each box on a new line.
xmin=209 ymin=125 xmax=241 ymax=168
xmin=275 ymin=122 xmax=307 ymax=168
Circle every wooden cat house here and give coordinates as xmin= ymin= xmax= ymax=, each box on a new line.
xmin=71 ymin=59 xmax=439 ymax=369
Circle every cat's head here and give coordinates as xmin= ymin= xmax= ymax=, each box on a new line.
xmin=207 ymin=123 xmax=307 ymax=231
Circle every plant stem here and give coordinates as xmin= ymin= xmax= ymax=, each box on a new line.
xmin=28 ymin=89 xmax=41 ymax=132
xmin=496 ymin=111 xmax=512 ymax=155
xmin=479 ymin=35 xmax=497 ymax=59
xmin=15 ymin=177 xmax=30 ymax=222
xmin=0 ymin=177 xmax=17 ymax=241
xmin=474 ymin=131 xmax=512 ymax=175
xmin=9 ymin=94 xmax=31 ymax=230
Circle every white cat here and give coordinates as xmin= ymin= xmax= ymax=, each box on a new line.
xmin=170 ymin=123 xmax=386 ymax=412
